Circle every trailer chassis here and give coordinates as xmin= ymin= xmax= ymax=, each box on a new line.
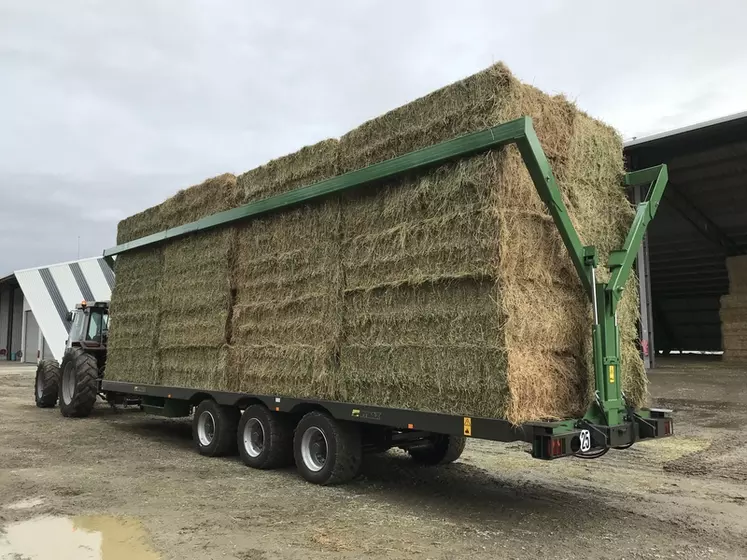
xmin=101 ymin=380 xmax=672 ymax=460
xmin=103 ymin=116 xmax=673 ymax=463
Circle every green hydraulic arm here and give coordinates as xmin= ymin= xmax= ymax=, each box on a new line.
xmin=516 ymin=125 xmax=668 ymax=427
xmin=586 ymin=165 xmax=668 ymax=427
xmin=104 ymin=116 xmax=668 ymax=429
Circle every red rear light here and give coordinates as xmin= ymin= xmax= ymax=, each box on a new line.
xmin=664 ymin=420 xmax=673 ymax=436
xmin=547 ymin=438 xmax=564 ymax=457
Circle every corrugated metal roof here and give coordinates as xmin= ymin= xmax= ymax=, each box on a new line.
xmin=14 ymin=257 xmax=114 ymax=361
xmin=625 ymin=111 xmax=747 ymax=148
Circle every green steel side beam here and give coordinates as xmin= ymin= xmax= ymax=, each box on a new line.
xmin=104 ymin=117 xmax=528 ymax=257
xmin=516 ymin=124 xmax=593 ymax=298
xmin=608 ymin=164 xmax=668 ymax=302
xmin=104 ymin=116 xmax=594 ymax=301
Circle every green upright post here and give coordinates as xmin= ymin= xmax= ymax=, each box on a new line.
xmin=586 ymin=164 xmax=668 ymax=426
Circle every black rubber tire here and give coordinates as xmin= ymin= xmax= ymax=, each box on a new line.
xmin=237 ymin=405 xmax=294 ymax=469
xmin=293 ymin=411 xmax=362 ymax=485
xmin=35 ymin=359 xmax=60 ymax=408
xmin=407 ymin=434 xmax=466 ymax=466
xmin=59 ymin=348 xmax=98 ymax=418
xmin=192 ymin=400 xmax=240 ymax=457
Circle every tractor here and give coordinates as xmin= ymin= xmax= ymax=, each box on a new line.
xmin=34 ymin=300 xmax=110 ymax=417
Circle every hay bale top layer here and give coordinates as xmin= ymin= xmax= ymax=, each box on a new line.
xmin=109 ymin=62 xmax=645 ymax=423
xmin=726 ymin=256 xmax=747 ymax=294
xmin=117 ymin=173 xmax=239 ymax=244
xmin=117 ymin=64 xmax=624 ymax=249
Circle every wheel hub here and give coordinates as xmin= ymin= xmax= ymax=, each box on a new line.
xmin=197 ymin=411 xmax=216 ymax=447
xmin=243 ymin=418 xmax=265 ymax=458
xmin=301 ymin=426 xmax=328 ymax=472
xmin=62 ymin=363 xmax=75 ymax=405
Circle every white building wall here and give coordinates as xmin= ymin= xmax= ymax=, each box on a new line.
xmin=23 ymin=310 xmax=40 ymax=363
xmin=0 ymin=289 xmax=9 ymax=356
xmin=11 ymin=289 xmax=23 ymax=358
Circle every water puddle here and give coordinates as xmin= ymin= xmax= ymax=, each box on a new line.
xmin=0 ymin=515 xmax=160 ymax=559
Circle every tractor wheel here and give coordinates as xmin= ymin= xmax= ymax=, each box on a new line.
xmin=407 ymin=434 xmax=466 ymax=466
xmin=59 ymin=348 xmax=99 ymax=418
xmin=35 ymin=359 xmax=60 ymax=408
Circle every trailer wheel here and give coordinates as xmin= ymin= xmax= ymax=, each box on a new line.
xmin=407 ymin=434 xmax=466 ymax=465
xmin=193 ymin=400 xmax=239 ymax=457
xmin=35 ymin=359 xmax=60 ymax=408
xmin=238 ymin=405 xmax=294 ymax=470
xmin=59 ymin=349 xmax=98 ymax=418
xmin=293 ymin=411 xmax=361 ymax=485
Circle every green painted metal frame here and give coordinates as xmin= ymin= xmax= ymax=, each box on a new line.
xmin=584 ymin=163 xmax=668 ymax=426
xmin=103 ymin=116 xmax=668 ymax=430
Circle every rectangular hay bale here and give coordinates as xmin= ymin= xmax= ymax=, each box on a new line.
xmin=726 ymin=255 xmax=747 ymax=294
xmin=720 ymin=259 xmax=747 ymax=361
xmin=107 ymin=63 xmax=646 ymax=423
xmin=228 ymin=139 xmax=341 ymax=398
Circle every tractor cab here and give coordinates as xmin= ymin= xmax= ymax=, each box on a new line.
xmin=66 ymin=301 xmax=109 ymax=352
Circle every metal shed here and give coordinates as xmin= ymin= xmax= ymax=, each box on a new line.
xmin=626 ymin=111 xmax=747 ymax=365
xmin=0 ymin=257 xmax=114 ymax=363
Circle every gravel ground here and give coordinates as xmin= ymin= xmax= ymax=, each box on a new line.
xmin=1 ymin=357 xmax=746 ymax=559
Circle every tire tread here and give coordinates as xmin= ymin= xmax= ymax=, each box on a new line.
xmin=60 ymin=348 xmax=98 ymax=418
xmin=35 ymin=360 xmax=60 ymax=408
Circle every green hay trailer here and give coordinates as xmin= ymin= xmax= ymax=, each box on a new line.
xmin=75 ymin=116 xmax=674 ymax=485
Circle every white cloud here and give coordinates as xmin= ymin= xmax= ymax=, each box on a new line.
xmin=1 ymin=0 xmax=745 ymax=270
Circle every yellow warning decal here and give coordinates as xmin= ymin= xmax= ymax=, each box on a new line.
xmin=609 ymin=364 xmax=616 ymax=384
xmin=352 ymin=409 xmax=360 ymax=418
xmin=463 ymin=417 xmax=472 ymax=436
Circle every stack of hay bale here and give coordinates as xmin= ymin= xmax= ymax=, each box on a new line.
xmin=107 ymin=63 xmax=645 ymax=424
xmin=720 ymin=255 xmax=747 ymax=362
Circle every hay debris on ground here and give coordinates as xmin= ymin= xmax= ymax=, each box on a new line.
xmin=107 ymin=63 xmax=645 ymax=424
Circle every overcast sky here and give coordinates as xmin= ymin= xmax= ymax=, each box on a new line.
xmin=1 ymin=0 xmax=746 ymax=272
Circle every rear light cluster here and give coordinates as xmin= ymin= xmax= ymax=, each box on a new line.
xmin=663 ymin=419 xmax=673 ymax=436
xmin=547 ymin=438 xmax=565 ymax=458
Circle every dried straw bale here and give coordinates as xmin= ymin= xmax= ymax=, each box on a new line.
xmin=335 ymin=63 xmax=642 ymax=422
xmin=108 ymin=63 xmax=646 ymax=423
xmin=228 ymin=139 xmax=341 ymax=397
xmin=720 ymin=259 xmax=747 ymax=362
xmin=106 ymin=248 xmax=162 ymax=384
xmin=117 ymin=174 xmax=240 ymax=244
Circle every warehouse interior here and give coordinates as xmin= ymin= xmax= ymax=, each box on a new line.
xmin=626 ymin=111 xmax=747 ymax=365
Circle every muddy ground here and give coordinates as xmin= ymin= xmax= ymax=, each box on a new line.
xmin=1 ymin=357 xmax=746 ymax=559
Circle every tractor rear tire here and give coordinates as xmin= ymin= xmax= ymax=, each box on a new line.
xmin=35 ymin=359 xmax=60 ymax=408
xmin=407 ymin=434 xmax=466 ymax=466
xmin=59 ymin=348 xmax=99 ymax=418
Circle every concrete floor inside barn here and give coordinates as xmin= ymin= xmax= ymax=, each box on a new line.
xmin=0 ymin=358 xmax=745 ymax=559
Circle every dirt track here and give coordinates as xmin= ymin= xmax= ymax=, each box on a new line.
xmin=1 ymin=358 xmax=746 ymax=559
